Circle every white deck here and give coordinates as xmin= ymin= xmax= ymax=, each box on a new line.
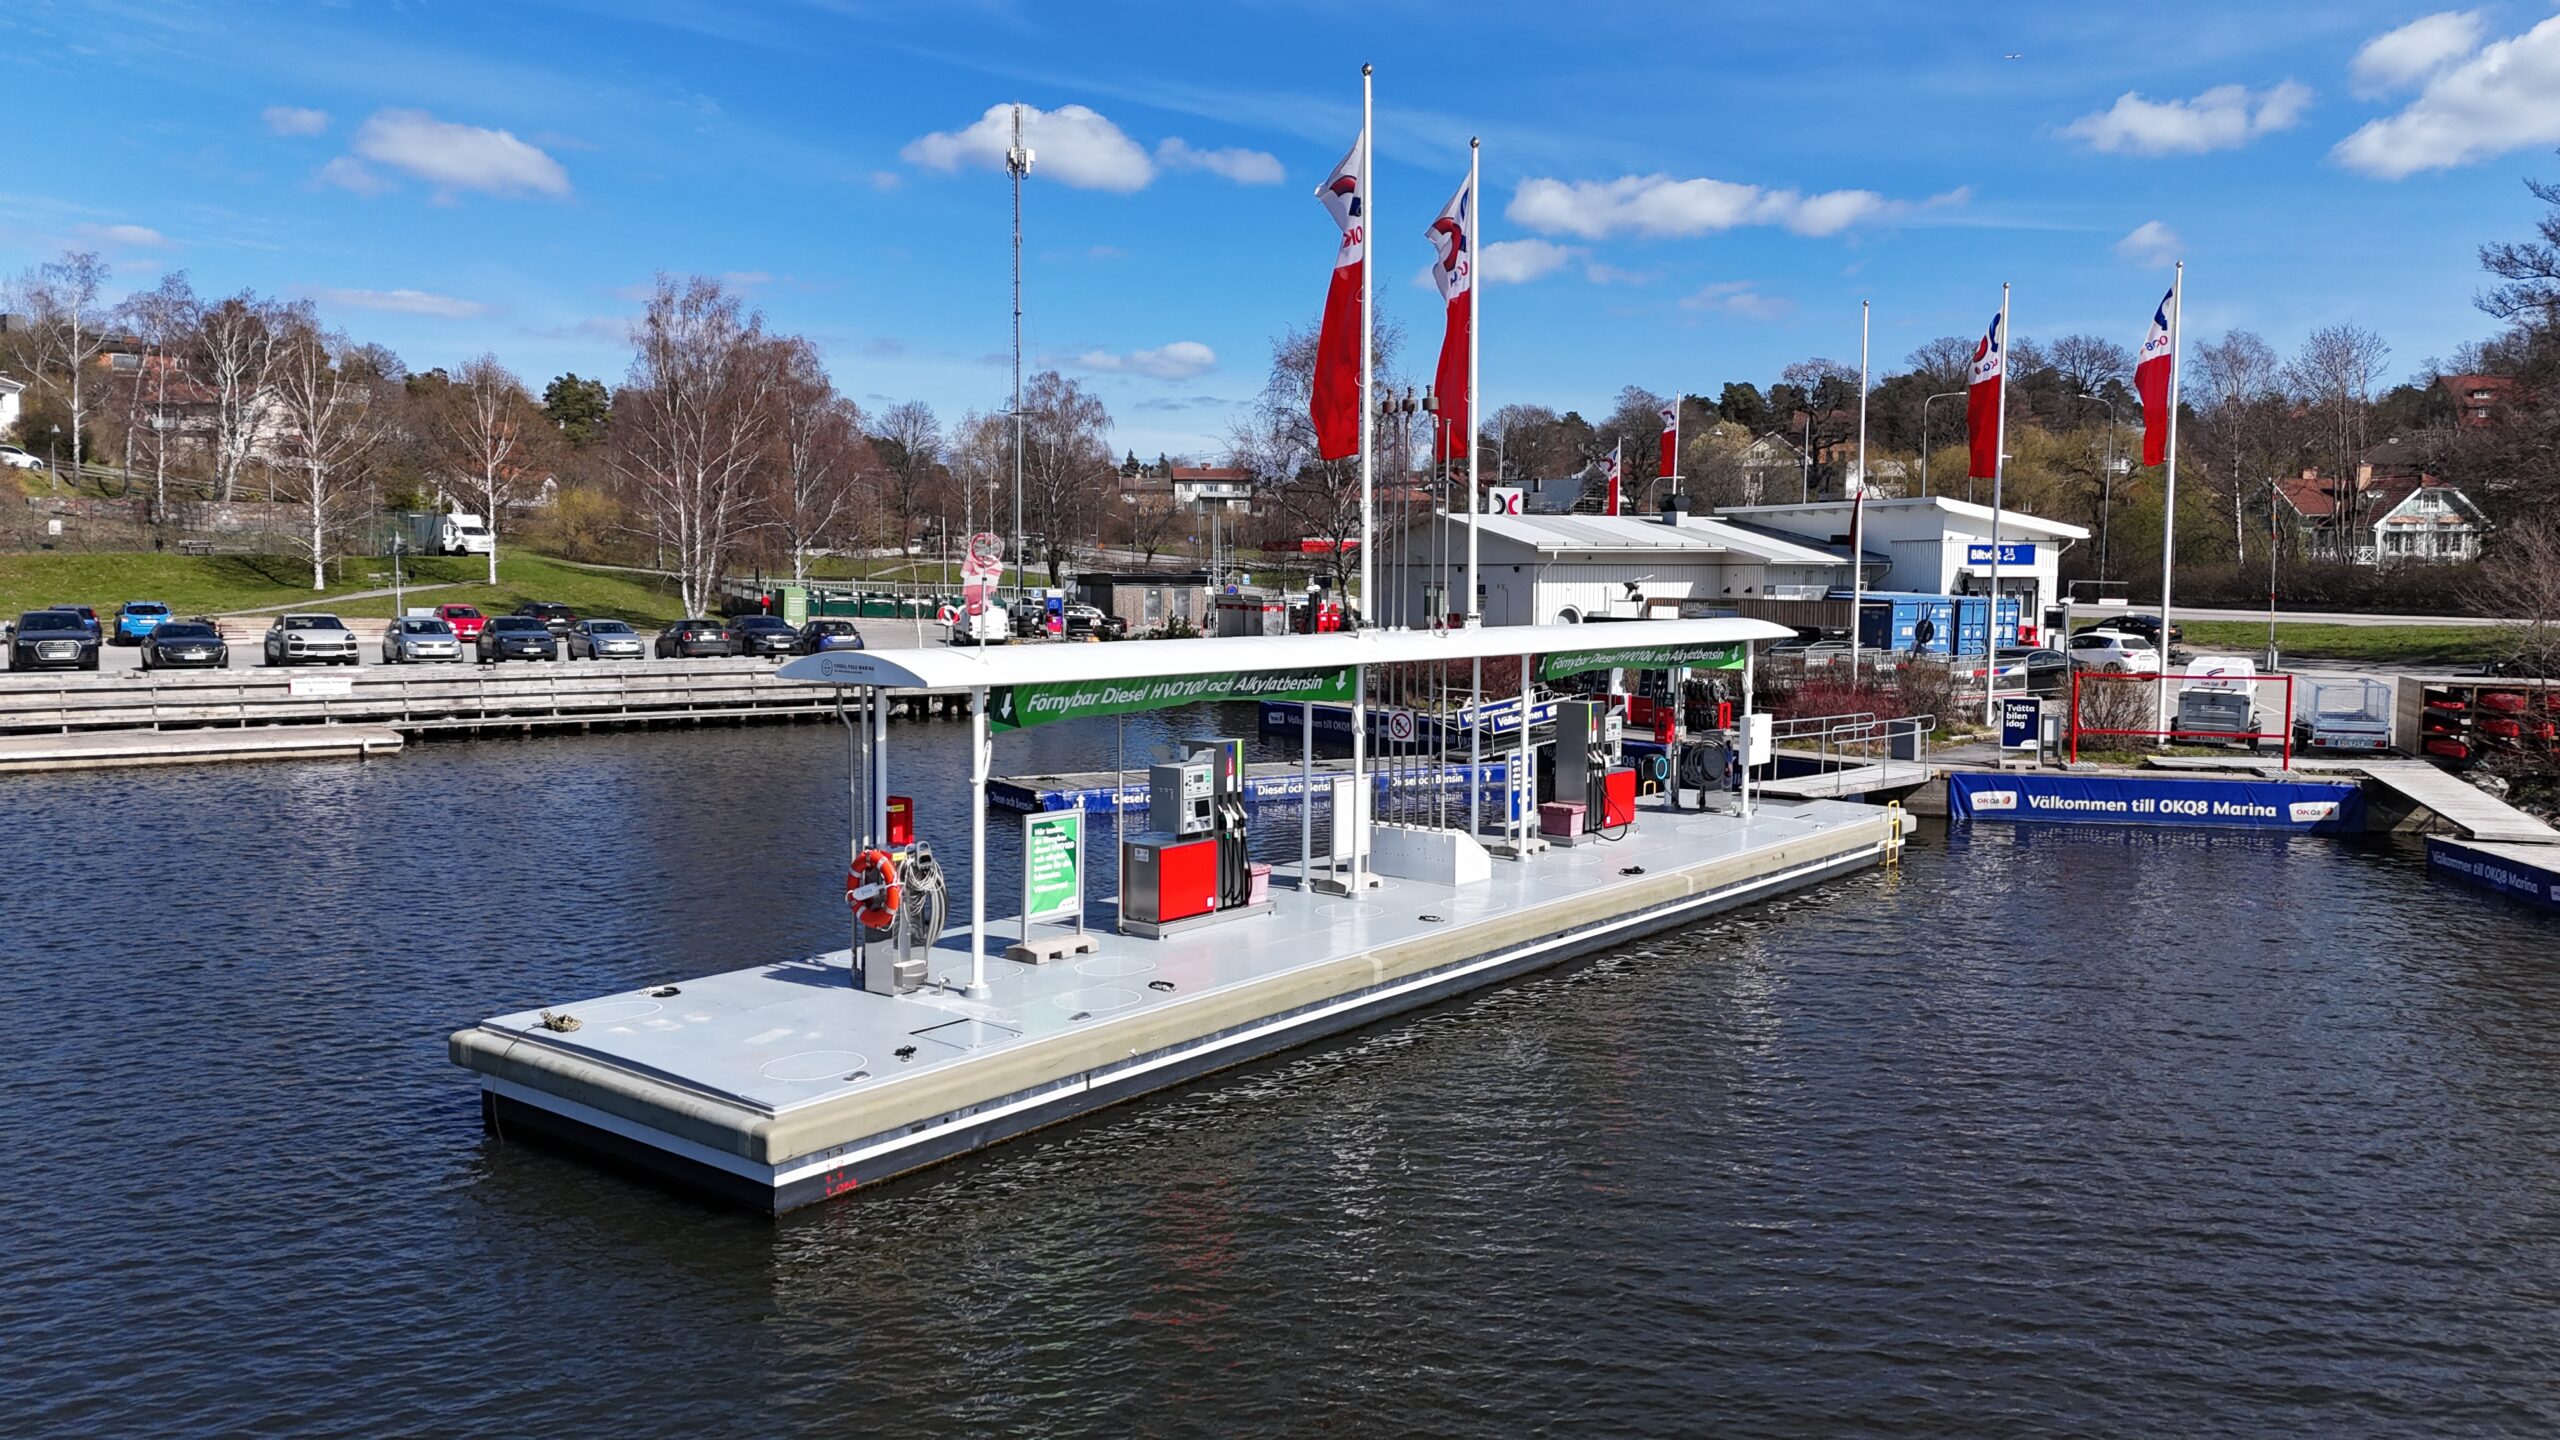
xmin=468 ymin=793 xmax=1885 ymax=1123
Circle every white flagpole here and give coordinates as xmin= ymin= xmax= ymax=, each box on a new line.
xmin=1466 ymin=137 xmax=1483 ymax=838
xmin=1353 ymin=62 xmax=1373 ymax=891
xmin=1985 ymin=283 xmax=2011 ymax=731
xmin=2154 ymin=260 xmax=2184 ymax=746
xmin=1852 ymin=298 xmax=1869 ymax=679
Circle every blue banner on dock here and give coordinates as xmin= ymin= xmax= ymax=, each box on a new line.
xmin=2426 ymin=838 xmax=2560 ymax=912
xmin=1947 ymin=773 xmax=2366 ymax=833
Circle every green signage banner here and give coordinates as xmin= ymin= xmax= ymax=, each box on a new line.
xmin=1022 ymin=810 xmax=1083 ymax=924
xmin=990 ymin=666 xmax=1354 ymax=733
xmin=1538 ymin=641 xmax=1748 ymax=682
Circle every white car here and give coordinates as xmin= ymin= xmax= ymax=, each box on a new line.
xmin=265 ymin=613 xmax=361 ymax=667
xmin=0 ymin=444 xmax=43 ymax=471
xmin=2067 ymin=629 xmax=2162 ymax=673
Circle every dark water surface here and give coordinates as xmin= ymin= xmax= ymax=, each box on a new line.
xmin=6 ymin=714 xmax=2560 ymax=1437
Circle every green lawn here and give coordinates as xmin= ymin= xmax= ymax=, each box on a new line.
xmin=0 ymin=550 xmax=688 ymax=625
xmin=2179 ymin=619 xmax=2507 ymax=668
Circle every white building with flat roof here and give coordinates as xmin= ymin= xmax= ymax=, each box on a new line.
xmin=1388 ymin=508 xmax=1868 ymax=627
xmin=0 ymin=375 xmax=23 ymax=435
xmin=1715 ymin=497 xmax=2089 ymax=628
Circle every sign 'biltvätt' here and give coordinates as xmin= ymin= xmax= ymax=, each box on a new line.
xmin=990 ymin=666 xmax=1353 ymax=733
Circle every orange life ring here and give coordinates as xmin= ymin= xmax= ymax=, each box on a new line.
xmin=847 ymin=849 xmax=901 ymax=929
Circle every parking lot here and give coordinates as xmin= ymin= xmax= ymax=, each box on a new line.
xmin=45 ymin=613 xmax=946 ymax=675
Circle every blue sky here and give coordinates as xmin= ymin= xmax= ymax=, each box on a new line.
xmin=6 ymin=0 xmax=2558 ymax=457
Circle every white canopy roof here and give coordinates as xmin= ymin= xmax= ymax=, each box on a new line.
xmin=773 ymin=616 xmax=1794 ymax=691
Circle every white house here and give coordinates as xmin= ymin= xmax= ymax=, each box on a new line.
xmin=1388 ymin=508 xmax=1864 ymax=627
xmin=1715 ymin=496 xmax=2089 ymax=632
xmin=0 ymin=374 xmax=23 ymax=435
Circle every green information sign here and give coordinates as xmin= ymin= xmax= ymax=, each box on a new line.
xmin=990 ymin=666 xmax=1354 ymax=733
xmin=1022 ymin=810 xmax=1083 ymax=924
xmin=1538 ymin=640 xmax=1748 ymax=682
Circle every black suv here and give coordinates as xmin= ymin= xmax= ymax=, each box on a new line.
xmin=514 ymin=601 xmax=577 ymax=637
xmin=10 ymin=610 xmax=102 ymax=670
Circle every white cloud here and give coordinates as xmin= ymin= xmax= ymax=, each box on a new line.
xmin=1679 ymin=282 xmax=1789 ymax=321
xmin=1583 ymin=262 xmax=1657 ymax=286
xmin=2336 ymin=16 xmax=2560 ymax=178
xmin=2115 ymin=220 xmax=2182 ymax=266
xmin=263 ymin=105 xmax=330 ymax=137
xmin=903 ymin=104 xmax=1154 ymax=193
xmin=1156 ymin=137 xmax=1285 ymax=185
xmin=1506 ymin=174 xmax=1911 ymax=239
xmin=1479 ymin=239 xmax=1580 ymax=284
xmin=2062 ymin=82 xmax=2312 ymax=155
xmin=70 ymin=223 xmax=170 ymax=249
xmin=1069 ymin=340 xmax=1217 ymax=380
xmin=310 ymin=287 xmax=490 ymax=318
xmin=867 ymin=170 xmax=902 ymax=191
xmin=2351 ymin=11 xmax=2486 ymax=98
xmin=336 ymin=109 xmax=571 ymax=199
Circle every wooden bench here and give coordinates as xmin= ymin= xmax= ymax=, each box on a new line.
xmin=176 ymin=539 xmax=214 ymax=556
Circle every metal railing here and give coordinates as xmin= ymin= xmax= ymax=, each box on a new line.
xmin=1768 ymin=709 xmax=1935 ymax=773
xmin=0 ymin=659 xmax=916 ymax=737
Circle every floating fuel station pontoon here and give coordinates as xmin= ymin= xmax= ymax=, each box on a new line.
xmin=450 ymin=619 xmax=1904 ymax=1212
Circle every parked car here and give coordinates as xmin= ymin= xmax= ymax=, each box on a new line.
xmin=431 ymin=603 xmax=488 ymax=642
xmin=2065 ymin=629 xmax=2161 ymax=674
xmin=140 ymin=620 xmax=228 ymax=670
xmin=264 ymin=613 xmax=359 ymax=667
xmin=514 ymin=600 xmax=577 ymax=637
xmin=655 ymin=617 xmax=736 ymax=658
xmin=477 ymin=614 xmax=558 ymax=663
xmin=1065 ymin=603 xmax=1127 ymax=638
xmin=46 ymin=605 xmax=101 ymax=641
xmin=2078 ymin=614 xmax=2183 ymax=651
xmin=0 ymin=443 xmax=44 ymax=471
xmin=112 ymin=600 xmax=173 ymax=645
xmin=381 ymin=616 xmax=464 ymax=664
xmin=8 ymin=609 xmax=100 ymax=671
xmin=731 ymin=614 xmax=799 ymax=657
xmin=567 ymin=618 xmax=647 ymax=660
xmin=794 ymin=618 xmax=866 ymax=654
xmin=1996 ymin=645 xmax=2072 ymax=697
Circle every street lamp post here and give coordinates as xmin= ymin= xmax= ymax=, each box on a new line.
xmin=1919 ymin=390 xmax=1964 ymax=499
xmin=2076 ymin=391 xmax=2120 ymax=577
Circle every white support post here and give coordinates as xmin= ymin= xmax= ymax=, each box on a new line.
xmin=1984 ymin=283 xmax=2012 ymax=731
xmin=1300 ymin=698 xmax=1313 ymax=888
xmin=1741 ymin=646 xmax=1757 ymax=819
xmin=2155 ymin=260 xmax=2185 ymax=746
xmin=967 ymin=686 xmax=990 ymax=998
xmin=1465 ymin=135 xmax=1483 ymax=837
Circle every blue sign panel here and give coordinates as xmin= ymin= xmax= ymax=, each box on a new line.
xmin=2000 ymin=697 xmax=2040 ymax=749
xmin=2426 ymin=838 xmax=2560 ymax=913
xmin=1965 ymin=542 xmax=2036 ymax=566
xmin=1947 ymin=773 xmax=2365 ymax=833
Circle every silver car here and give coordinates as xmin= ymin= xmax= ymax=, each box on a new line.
xmin=382 ymin=615 xmax=463 ymax=664
xmin=567 ymin=618 xmax=647 ymax=660
xmin=264 ymin=613 xmax=359 ymax=667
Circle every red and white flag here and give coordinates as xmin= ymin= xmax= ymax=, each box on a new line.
xmin=1604 ymin=442 xmax=1623 ymax=515
xmin=1966 ymin=309 xmax=2004 ymax=481
xmin=2135 ymin=287 xmax=2175 ymax=467
xmin=1426 ymin=171 xmax=1473 ymax=463
xmin=1311 ymin=130 xmax=1366 ymax=462
xmin=1658 ymin=400 xmax=1679 ymax=481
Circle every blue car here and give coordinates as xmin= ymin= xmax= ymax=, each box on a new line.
xmin=113 ymin=600 xmax=172 ymax=645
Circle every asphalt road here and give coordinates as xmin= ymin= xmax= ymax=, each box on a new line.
xmin=2140 ymin=606 xmax=2516 ymax=628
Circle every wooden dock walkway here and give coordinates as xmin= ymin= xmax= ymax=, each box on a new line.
xmin=0 ymin=724 xmax=403 ymax=772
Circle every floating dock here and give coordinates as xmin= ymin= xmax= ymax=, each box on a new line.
xmin=453 ymin=791 xmax=1892 ymax=1212
xmin=0 ymin=723 xmax=403 ymax=772
xmin=2425 ymin=837 xmax=2560 ymax=913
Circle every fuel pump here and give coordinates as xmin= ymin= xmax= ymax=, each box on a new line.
xmin=1184 ymin=737 xmax=1251 ymax=909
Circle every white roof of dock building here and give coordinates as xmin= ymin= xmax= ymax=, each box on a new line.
xmin=775 ymin=616 xmax=1795 ymax=691
xmin=1410 ymin=510 xmax=1854 ymax=567
xmin=1718 ymin=495 xmax=2091 ymax=540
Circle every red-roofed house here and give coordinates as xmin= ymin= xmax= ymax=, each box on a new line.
xmin=2276 ymin=467 xmax=2484 ymax=565
xmin=2437 ymin=374 xmax=2515 ymax=429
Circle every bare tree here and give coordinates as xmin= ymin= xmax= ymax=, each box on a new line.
xmin=193 ymin=292 xmax=289 ymax=502
xmin=2287 ymin=324 xmax=2393 ymax=557
xmin=873 ymin=400 xmax=942 ymax=557
xmin=439 ymin=353 xmax=540 ymax=583
xmin=2479 ymin=154 xmax=2560 ymax=320
xmin=612 ymin=276 xmax=786 ymax=617
xmin=1019 ymin=368 xmax=1113 ymax=587
xmin=2047 ymin=333 xmax=2133 ymax=396
xmin=2467 ymin=513 xmax=2560 ymax=680
xmin=12 ymin=250 xmax=112 ymax=477
xmin=769 ymin=340 xmax=875 ymax=585
xmin=267 ymin=307 xmax=390 ymax=590
xmin=2192 ymin=329 xmax=2283 ymax=560
xmin=113 ymin=271 xmax=200 ymax=519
